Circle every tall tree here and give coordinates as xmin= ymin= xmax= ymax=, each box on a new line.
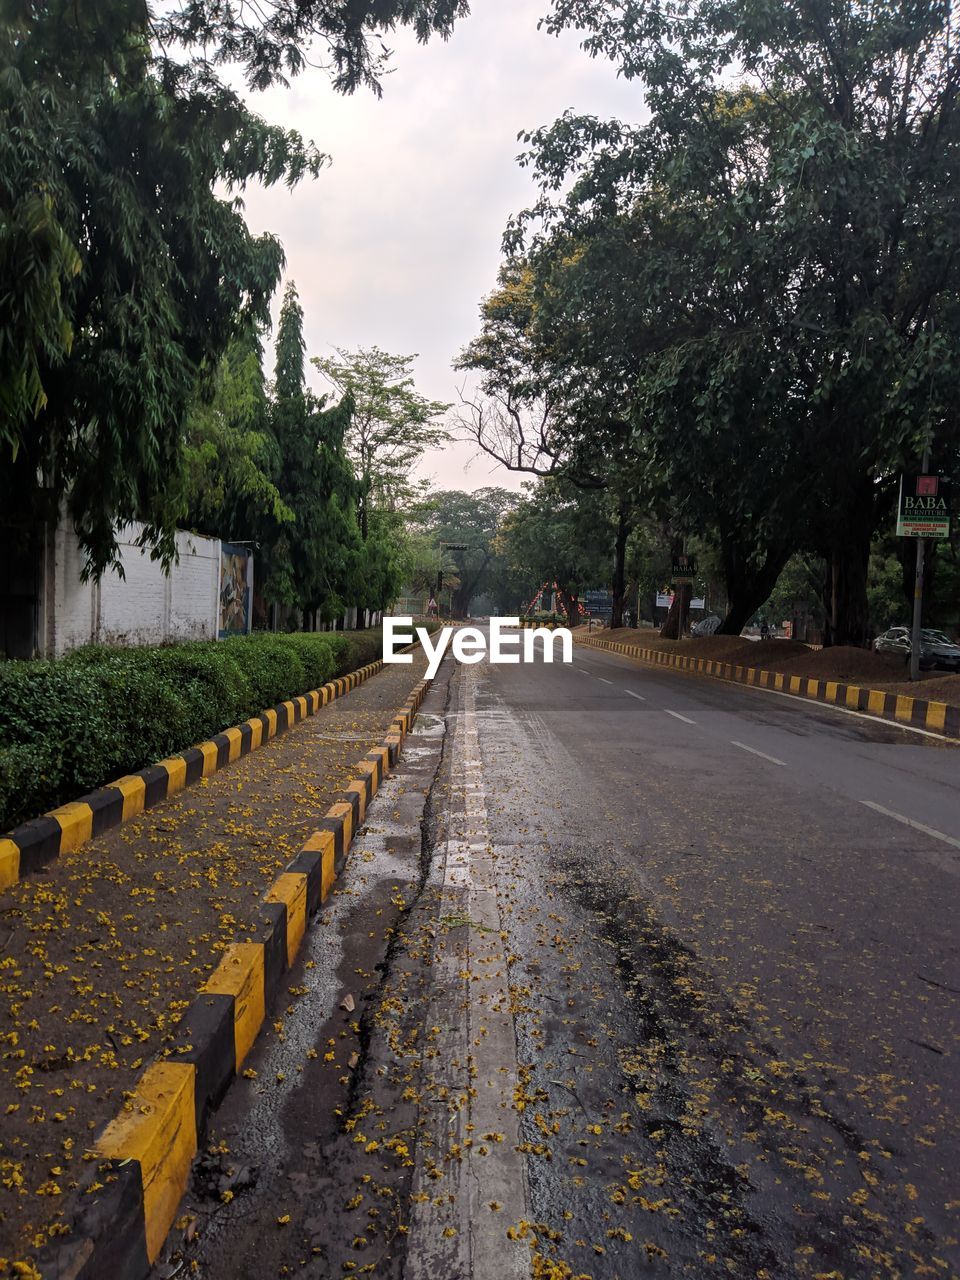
xmin=413 ymin=488 xmax=519 ymax=617
xmin=313 ymin=346 xmax=451 ymax=528
xmin=507 ymin=0 xmax=960 ymax=645
xmin=0 ymin=0 xmax=323 ymax=574
xmin=457 ymin=264 xmax=643 ymax=626
xmin=2 ymin=0 xmax=469 ymax=578
xmin=180 ymin=333 xmax=292 ymax=540
xmin=265 ymin=282 xmax=360 ymax=621
xmin=498 ymin=480 xmax=614 ymax=624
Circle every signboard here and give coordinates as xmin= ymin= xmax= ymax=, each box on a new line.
xmin=583 ymin=589 xmax=613 ymax=617
xmin=219 ymin=544 xmax=253 ymax=637
xmin=897 ymin=474 xmax=951 ymax=539
xmin=671 ymin=554 xmax=698 ymax=583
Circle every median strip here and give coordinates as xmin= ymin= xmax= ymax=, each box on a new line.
xmin=33 ymin=679 xmax=429 ymax=1280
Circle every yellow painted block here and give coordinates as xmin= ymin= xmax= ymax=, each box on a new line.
xmin=894 ymin=694 xmax=914 ymax=723
xmin=347 ymin=781 xmax=367 ymax=822
xmin=788 ymin=676 xmax=801 ymax=694
xmin=198 ymin=741 xmax=218 ymax=777
xmin=302 ymin=830 xmax=337 ymax=902
xmin=265 ymin=872 xmax=308 ymax=967
xmin=758 ymin=670 xmax=770 ymax=687
xmin=245 ymin=718 xmax=264 ymax=751
xmin=308 ymin=690 xmax=319 ymax=713
xmin=295 ymin=696 xmax=308 ymax=720
xmin=328 ymin=801 xmax=354 ymax=851
xmin=95 ymin=1061 xmax=197 ymax=1264
xmin=263 ymin=708 xmax=278 ymax=739
xmin=223 ymin=726 xmax=243 ymax=763
xmin=867 ymin=689 xmax=886 ymax=716
xmin=746 ymin=668 xmax=755 ymax=684
xmin=282 ymin=700 xmax=296 ymax=726
xmin=824 ymin=681 xmax=838 ymax=702
xmin=772 ymin=673 xmax=783 ymax=690
xmin=203 ymin=943 xmax=265 ymax=1070
xmin=358 ymin=759 xmax=379 ymax=796
xmin=109 ymin=774 xmax=147 ymax=821
xmin=158 ymin=755 xmax=187 ymax=795
xmin=806 ymin=678 xmax=819 ymax=698
xmin=845 ymin=685 xmax=861 ymax=709
xmin=926 ymin=701 xmax=947 ymax=732
xmin=51 ymin=801 xmax=93 ymax=853
xmin=0 ymin=840 xmax=20 ymax=891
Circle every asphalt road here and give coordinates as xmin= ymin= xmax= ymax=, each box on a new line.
xmin=157 ymin=634 xmax=959 ymax=1280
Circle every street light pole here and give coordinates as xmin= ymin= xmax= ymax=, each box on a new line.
xmin=909 ymin=441 xmax=932 ymax=682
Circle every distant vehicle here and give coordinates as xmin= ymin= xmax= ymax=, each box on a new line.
xmin=691 ymin=614 xmax=721 ymax=637
xmin=873 ymin=626 xmax=960 ymax=671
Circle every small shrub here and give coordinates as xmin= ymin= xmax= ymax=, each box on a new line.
xmin=0 ymin=629 xmax=384 ymax=831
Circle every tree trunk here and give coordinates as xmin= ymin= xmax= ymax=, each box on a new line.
xmin=818 ymin=475 xmax=876 ymax=647
xmin=660 ymin=582 xmax=691 ymax=639
xmin=610 ymin=505 xmax=629 ymax=629
xmin=717 ymin=529 xmax=791 ymax=636
xmin=822 ymin=540 xmax=872 ymax=646
xmin=557 ymin=586 xmax=580 ymax=625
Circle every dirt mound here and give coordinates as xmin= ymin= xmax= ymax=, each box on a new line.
xmin=873 ymin=673 xmax=960 ymax=703
xmin=772 ymin=645 xmax=905 ymax=682
xmin=601 ymin=629 xmax=810 ymax=667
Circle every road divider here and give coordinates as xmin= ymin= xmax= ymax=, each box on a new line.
xmin=0 ymin=648 xmax=418 ymax=894
xmin=576 ymin=633 xmax=960 ymax=741
xmin=36 ymin=678 xmax=429 ymax=1280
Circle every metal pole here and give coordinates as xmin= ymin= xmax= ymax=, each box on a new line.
xmin=908 ymin=443 xmax=932 ymax=681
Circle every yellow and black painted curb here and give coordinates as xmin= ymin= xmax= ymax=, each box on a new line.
xmin=517 ymin=619 xmax=563 ymax=630
xmin=0 ymin=652 xmax=403 ymax=893
xmin=37 ymin=680 xmax=429 ymax=1280
xmin=576 ymin=633 xmax=960 ymax=739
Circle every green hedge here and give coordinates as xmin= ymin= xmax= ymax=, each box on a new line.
xmin=0 ymin=630 xmax=386 ymax=832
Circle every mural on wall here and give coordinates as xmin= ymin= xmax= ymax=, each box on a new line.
xmin=219 ymin=545 xmax=253 ymax=637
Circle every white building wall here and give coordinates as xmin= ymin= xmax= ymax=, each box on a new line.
xmin=47 ymin=520 xmax=221 ymax=655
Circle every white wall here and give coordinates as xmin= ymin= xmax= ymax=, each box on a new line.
xmin=47 ymin=522 xmax=221 ymax=655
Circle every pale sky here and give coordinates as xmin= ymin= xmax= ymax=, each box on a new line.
xmin=237 ymin=0 xmax=643 ymax=493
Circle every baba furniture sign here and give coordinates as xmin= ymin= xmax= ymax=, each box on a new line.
xmin=897 ymin=474 xmax=951 ymax=539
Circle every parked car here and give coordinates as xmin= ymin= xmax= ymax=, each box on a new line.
xmin=873 ymin=626 xmax=960 ymax=671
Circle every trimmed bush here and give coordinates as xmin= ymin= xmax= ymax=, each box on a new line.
xmin=0 ymin=630 xmax=384 ymax=831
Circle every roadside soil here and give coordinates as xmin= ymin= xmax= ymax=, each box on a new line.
xmin=597 ymin=628 xmax=960 ymax=707
xmin=0 ymin=655 xmax=428 ymax=1265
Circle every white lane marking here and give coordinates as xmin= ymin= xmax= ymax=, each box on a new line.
xmin=598 ymin=677 xmax=614 ymax=685
xmin=731 ymin=740 xmax=786 ymax=767
xmin=860 ymin=800 xmax=960 ymax=850
xmin=625 ymin=689 xmax=646 ymax=701
xmin=666 ymin=710 xmax=696 ymax=725
xmin=577 ymin=667 xmax=592 ymax=675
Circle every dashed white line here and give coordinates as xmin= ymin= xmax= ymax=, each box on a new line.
xmin=577 ymin=668 xmax=592 ymax=675
xmin=860 ymin=800 xmax=960 ymax=851
xmin=666 ymin=710 xmax=697 ymax=725
xmin=597 ymin=677 xmax=614 ymax=685
xmin=625 ymin=689 xmax=646 ymax=701
xmin=731 ymin=740 xmax=786 ymax=767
